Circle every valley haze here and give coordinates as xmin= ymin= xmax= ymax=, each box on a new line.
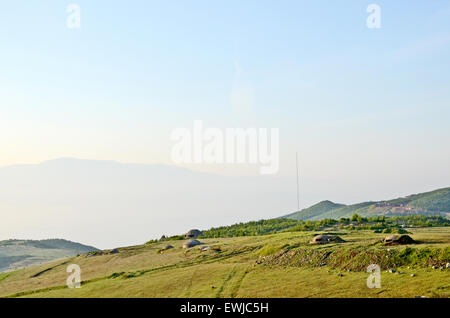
xmin=0 ymin=158 xmax=294 ymax=249
xmin=1 ymin=158 xmax=448 ymax=250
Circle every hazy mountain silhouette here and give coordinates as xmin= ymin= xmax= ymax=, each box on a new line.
xmin=0 ymin=239 xmax=98 ymax=272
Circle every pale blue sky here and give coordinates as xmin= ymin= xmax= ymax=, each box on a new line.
xmin=1 ymin=1 xmax=449 ymax=198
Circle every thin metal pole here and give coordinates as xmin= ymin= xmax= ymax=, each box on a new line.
xmin=296 ymin=152 xmax=300 ymax=211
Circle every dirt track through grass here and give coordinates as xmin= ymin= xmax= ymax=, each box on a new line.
xmin=216 ymin=265 xmax=237 ymax=298
xmin=1 ymin=228 xmax=449 ymax=298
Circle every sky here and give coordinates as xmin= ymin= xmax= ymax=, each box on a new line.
xmin=1 ymin=1 xmax=450 ymax=208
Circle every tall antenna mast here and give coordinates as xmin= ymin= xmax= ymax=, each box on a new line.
xmin=296 ymin=152 xmax=300 ymax=211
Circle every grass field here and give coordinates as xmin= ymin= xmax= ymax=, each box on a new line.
xmin=0 ymin=227 xmax=448 ymax=298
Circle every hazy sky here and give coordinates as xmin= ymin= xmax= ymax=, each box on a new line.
xmin=1 ymin=1 xmax=450 ymax=200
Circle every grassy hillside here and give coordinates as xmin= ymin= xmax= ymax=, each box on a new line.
xmin=0 ymin=227 xmax=448 ymax=298
xmin=160 ymin=215 xmax=449 ymax=241
xmin=0 ymin=239 xmax=98 ymax=273
xmin=0 ymin=189 xmax=448 ymax=298
xmin=283 ymin=200 xmax=345 ymax=220
xmin=390 ymin=187 xmax=450 ymax=211
xmin=283 ymin=187 xmax=450 ymax=221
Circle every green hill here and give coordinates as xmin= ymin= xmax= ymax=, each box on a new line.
xmin=0 ymin=239 xmax=98 ymax=272
xmin=0 ymin=227 xmax=448 ymax=298
xmin=283 ymin=200 xmax=345 ymax=220
xmin=387 ymin=187 xmax=450 ymax=211
xmin=0 ymin=187 xmax=449 ymax=298
xmin=283 ymin=187 xmax=450 ymax=221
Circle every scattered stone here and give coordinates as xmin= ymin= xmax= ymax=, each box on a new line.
xmin=338 ymin=273 xmax=344 ymax=277
xmin=432 ymin=266 xmax=438 ymax=270
xmin=161 ymin=245 xmax=174 ymax=251
xmin=388 ymin=269 xmax=396 ymax=273
xmin=411 ymin=274 xmax=415 ymax=277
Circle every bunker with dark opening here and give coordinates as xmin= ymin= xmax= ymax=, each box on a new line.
xmin=185 ymin=229 xmax=203 ymax=239
xmin=310 ymin=234 xmax=345 ymax=244
xmin=384 ymin=234 xmax=416 ymax=245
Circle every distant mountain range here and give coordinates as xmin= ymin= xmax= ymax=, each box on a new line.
xmin=0 ymin=239 xmax=98 ymax=272
xmin=283 ymin=187 xmax=450 ymax=220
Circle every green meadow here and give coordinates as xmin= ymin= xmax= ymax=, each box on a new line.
xmin=0 ymin=227 xmax=448 ymax=298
